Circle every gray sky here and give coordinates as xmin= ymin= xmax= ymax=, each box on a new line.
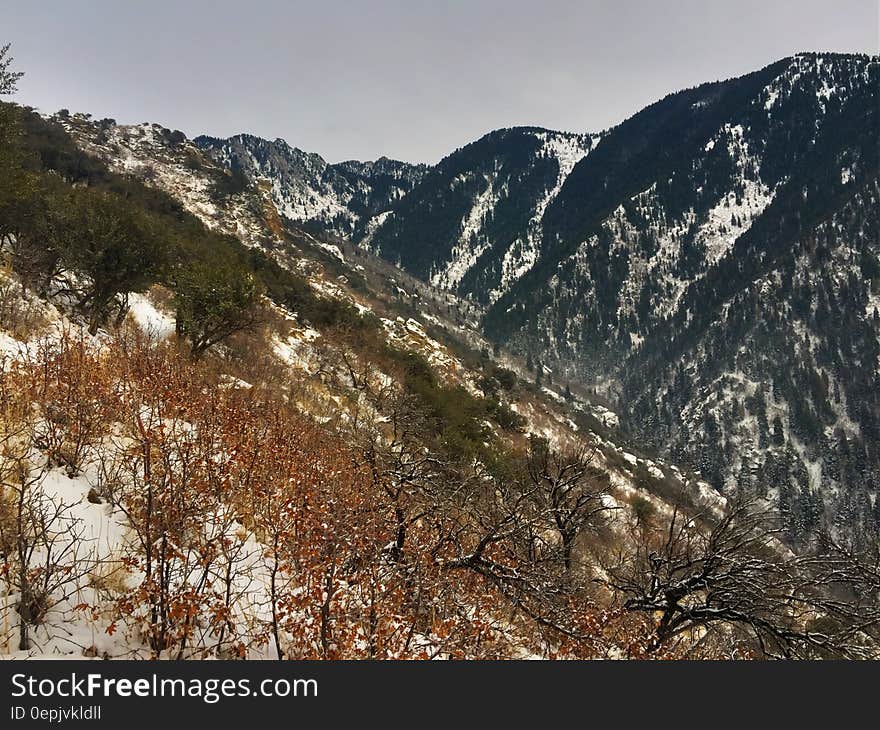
xmin=4 ymin=0 xmax=878 ymax=163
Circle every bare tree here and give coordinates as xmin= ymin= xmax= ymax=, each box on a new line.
xmin=0 ymin=463 xmax=97 ymax=651
xmin=0 ymin=362 xmax=97 ymax=651
xmin=601 ymin=500 xmax=880 ymax=658
xmin=524 ymin=437 xmax=614 ymax=577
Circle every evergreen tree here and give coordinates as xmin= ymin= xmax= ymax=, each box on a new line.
xmin=59 ymin=188 xmax=170 ymax=333
xmin=771 ymin=415 xmax=786 ymax=446
xmin=0 ymin=45 xmax=27 ymax=235
xmin=173 ymin=259 xmax=263 ymax=359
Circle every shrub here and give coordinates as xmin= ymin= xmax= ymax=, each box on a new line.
xmin=58 ymin=188 xmax=170 ymax=333
xmin=172 ymin=259 xmax=264 ymax=359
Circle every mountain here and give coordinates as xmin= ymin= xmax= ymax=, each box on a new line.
xmin=481 ymin=53 xmax=879 ymax=545
xmin=285 ymin=52 xmax=874 ymax=546
xmin=399 ymin=52 xmax=876 ymax=546
xmin=362 ymin=127 xmax=599 ymax=301
xmin=180 ymin=54 xmax=880 ymax=546
xmin=193 ymin=133 xmax=427 ymax=239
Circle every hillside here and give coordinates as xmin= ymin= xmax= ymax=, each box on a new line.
xmin=0 ymin=48 xmax=878 ymax=660
xmin=0 ymin=104 xmax=743 ymax=659
xmin=362 ymin=127 xmax=599 ymax=301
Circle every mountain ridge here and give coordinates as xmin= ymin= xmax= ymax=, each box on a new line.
xmin=53 ymin=51 xmax=879 ymax=543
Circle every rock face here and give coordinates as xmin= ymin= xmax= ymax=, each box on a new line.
xmin=194 ymin=133 xmax=427 ymax=239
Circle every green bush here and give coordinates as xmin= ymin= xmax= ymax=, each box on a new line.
xmin=58 ymin=187 xmax=170 ymax=333
xmin=173 ymin=259 xmax=263 ymax=359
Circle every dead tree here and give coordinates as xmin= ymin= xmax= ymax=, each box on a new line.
xmin=524 ymin=438 xmax=614 ymax=576
xmin=0 ymin=410 xmax=97 ymax=650
xmin=601 ymin=500 xmax=880 ymax=658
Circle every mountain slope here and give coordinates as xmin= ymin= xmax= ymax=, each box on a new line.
xmin=628 ymin=177 xmax=880 ymax=544
xmin=365 ymin=127 xmax=599 ymax=302
xmin=473 ymin=53 xmax=879 ymax=543
xmin=193 ymin=133 xmax=427 ymax=239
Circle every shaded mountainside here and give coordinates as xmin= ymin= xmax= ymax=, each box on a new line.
xmin=627 ymin=179 xmax=880 ymax=546
xmin=363 ymin=127 xmax=599 ymax=302
xmin=474 ymin=53 xmax=879 ymax=544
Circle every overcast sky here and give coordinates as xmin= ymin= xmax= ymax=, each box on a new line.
xmin=4 ymin=1 xmax=877 ymax=163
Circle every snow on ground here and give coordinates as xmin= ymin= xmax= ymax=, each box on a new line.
xmin=0 ymin=331 xmax=25 ymax=359
xmin=309 ymin=276 xmax=348 ymax=301
xmin=0 ymin=456 xmax=280 ymax=659
xmin=60 ymin=119 xmax=271 ymax=249
xmin=431 ymin=175 xmax=497 ymax=290
xmin=695 ymin=123 xmax=776 ymax=267
xmin=379 ymin=315 xmax=478 ymax=391
xmin=229 ymin=137 xmax=362 ymax=233
xmin=493 ymin=132 xmax=598 ymax=301
xmin=359 ymin=210 xmax=393 ymax=252
xmin=127 ymin=292 xmax=176 ymax=340
xmin=272 ymin=333 xmax=318 ymax=374
xmin=317 ymin=241 xmax=345 ymax=262
xmin=571 ymin=399 xmax=620 ymax=430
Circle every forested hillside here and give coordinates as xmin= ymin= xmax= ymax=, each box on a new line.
xmin=0 ymin=45 xmax=878 ymax=660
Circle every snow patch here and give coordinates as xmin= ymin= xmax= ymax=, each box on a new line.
xmin=127 ymin=293 xmax=175 ymax=340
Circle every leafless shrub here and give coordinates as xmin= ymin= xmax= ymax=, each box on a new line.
xmin=599 ymin=499 xmax=880 ymax=658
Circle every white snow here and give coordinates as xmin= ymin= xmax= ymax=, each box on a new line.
xmin=61 ymin=120 xmax=271 ymax=249
xmin=492 ymin=132 xmax=598 ymax=301
xmin=431 ymin=175 xmax=497 ymax=290
xmin=317 ymin=242 xmax=345 ymax=262
xmin=127 ymin=293 xmax=175 ymax=340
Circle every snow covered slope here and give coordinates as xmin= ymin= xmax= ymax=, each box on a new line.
xmin=364 ymin=127 xmax=598 ymax=302
xmin=194 ymin=134 xmax=426 ymax=239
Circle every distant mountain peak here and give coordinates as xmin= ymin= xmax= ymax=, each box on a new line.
xmin=194 ymin=133 xmax=427 ymax=237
